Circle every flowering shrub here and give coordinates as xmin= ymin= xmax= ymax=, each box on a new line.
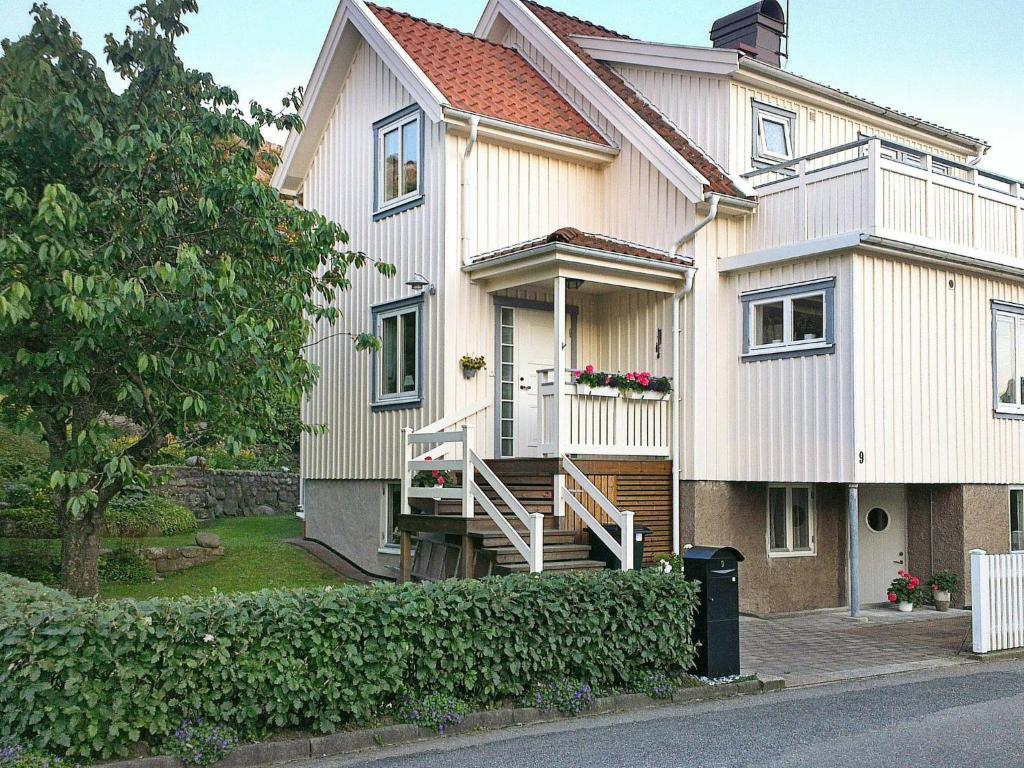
xmin=520 ymin=678 xmax=595 ymax=716
xmin=928 ymin=570 xmax=958 ymax=594
xmin=656 ymin=553 xmax=684 ymax=574
xmin=163 ymin=720 xmax=237 ymax=767
xmin=887 ymin=570 xmax=926 ymax=605
xmin=630 ymin=671 xmax=675 ymax=700
xmin=572 ymin=366 xmax=672 ymax=394
xmin=0 ymin=746 xmax=72 ymax=768
xmin=411 ymin=456 xmax=456 ymax=488
xmin=396 ymin=694 xmax=469 ymax=733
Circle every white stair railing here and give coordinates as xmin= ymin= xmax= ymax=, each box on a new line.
xmin=401 ymin=418 xmax=544 ymax=573
xmin=555 ymin=457 xmax=634 ymax=570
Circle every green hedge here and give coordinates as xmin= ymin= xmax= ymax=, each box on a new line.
xmin=0 ymin=570 xmax=699 ymax=760
xmin=0 ymin=495 xmax=196 ymax=539
xmin=0 ymin=426 xmax=48 ymax=483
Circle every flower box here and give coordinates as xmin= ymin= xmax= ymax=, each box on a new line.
xmin=575 ymin=383 xmax=618 ymax=397
xmin=625 ymin=390 xmax=671 ymax=401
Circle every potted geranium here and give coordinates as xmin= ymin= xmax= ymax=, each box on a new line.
xmin=573 ymin=365 xmax=617 ymax=396
xmin=928 ymin=570 xmax=958 ymax=611
xmin=887 ymin=569 xmax=924 ymax=612
xmin=621 ymin=371 xmax=672 ymax=400
xmin=408 ymin=456 xmax=456 ymax=512
xmin=459 ymin=354 xmax=486 ymax=379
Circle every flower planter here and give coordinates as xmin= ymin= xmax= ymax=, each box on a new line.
xmin=461 ymin=366 xmax=480 ymax=379
xmin=575 ymin=384 xmax=618 ymax=397
xmin=896 ymin=601 xmax=914 ymax=612
xmin=932 ymin=590 xmax=951 ymax=611
xmin=625 ymin=390 xmax=671 ymax=401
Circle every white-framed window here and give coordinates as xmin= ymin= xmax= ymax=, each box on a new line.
xmin=380 ymin=481 xmax=403 ymax=551
xmin=752 ymin=101 xmax=795 ymax=165
xmin=373 ymin=106 xmax=423 ymax=219
xmin=499 ymin=306 xmax=515 ymax=458
xmin=741 ymin=278 xmax=835 ymax=360
xmin=372 ymin=296 xmax=423 ymax=409
xmin=767 ymin=485 xmax=815 ymax=558
xmin=993 ymin=302 xmax=1024 ymax=417
xmin=1010 ymin=488 xmax=1024 ymax=553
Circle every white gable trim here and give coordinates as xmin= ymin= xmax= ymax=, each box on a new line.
xmin=573 ymin=35 xmax=740 ymax=76
xmin=273 ymin=0 xmax=448 ymax=194
xmin=475 ymin=0 xmax=710 ymax=203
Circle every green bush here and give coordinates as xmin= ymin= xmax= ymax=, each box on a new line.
xmin=0 ymin=495 xmax=195 ymax=539
xmin=0 ymin=426 xmax=48 ymax=484
xmin=0 ymin=542 xmax=60 ymax=586
xmin=98 ymin=547 xmax=155 ymax=585
xmin=0 ymin=569 xmax=698 ymax=760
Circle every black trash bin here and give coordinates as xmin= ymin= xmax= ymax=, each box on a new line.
xmin=588 ymin=523 xmax=652 ymax=570
xmin=681 ymin=545 xmax=744 ymax=678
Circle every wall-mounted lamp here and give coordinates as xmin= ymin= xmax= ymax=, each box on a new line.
xmin=566 ymin=278 xmax=585 ymax=291
xmin=405 ymin=272 xmax=436 ymax=295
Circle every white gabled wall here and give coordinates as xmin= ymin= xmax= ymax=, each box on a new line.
xmin=301 ymin=40 xmax=446 ymax=480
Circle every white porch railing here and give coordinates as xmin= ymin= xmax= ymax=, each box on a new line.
xmin=402 ymin=420 xmax=544 ymax=573
xmin=555 ymin=457 xmax=634 ymax=570
xmin=971 ymin=549 xmax=1024 ymax=654
xmin=537 ymin=369 xmax=671 ymax=457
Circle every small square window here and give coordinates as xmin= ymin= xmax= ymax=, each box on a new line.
xmin=742 ymin=279 xmax=835 ymax=361
xmin=752 ymin=101 xmax=796 ymax=166
xmin=767 ymin=485 xmax=815 ymax=557
xmin=374 ymin=107 xmax=424 ymax=219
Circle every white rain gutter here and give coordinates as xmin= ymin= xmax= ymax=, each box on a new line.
xmin=460 ymin=115 xmax=481 ymax=266
xmin=670 ymin=193 xmax=720 ymax=554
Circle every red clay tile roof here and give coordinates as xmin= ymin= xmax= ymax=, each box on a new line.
xmin=521 ymin=1 xmax=743 ymax=197
xmin=473 ymin=227 xmax=692 ymax=266
xmin=367 ymin=4 xmax=607 ymax=145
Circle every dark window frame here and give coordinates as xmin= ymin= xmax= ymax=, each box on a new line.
xmin=371 ymin=294 xmax=424 ymax=411
xmin=372 ymin=104 xmax=425 ymax=221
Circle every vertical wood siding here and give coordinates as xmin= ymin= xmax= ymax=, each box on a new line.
xmin=853 ymin=252 xmax=1024 ymax=484
xmin=301 ymin=41 xmax=446 ymax=480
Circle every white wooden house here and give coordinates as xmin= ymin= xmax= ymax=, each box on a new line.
xmin=273 ymin=0 xmax=1024 ymax=613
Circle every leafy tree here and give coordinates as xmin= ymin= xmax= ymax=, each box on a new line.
xmin=0 ymin=1 xmax=390 ymax=596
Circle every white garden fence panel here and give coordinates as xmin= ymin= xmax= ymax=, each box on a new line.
xmin=971 ymin=549 xmax=1024 ymax=654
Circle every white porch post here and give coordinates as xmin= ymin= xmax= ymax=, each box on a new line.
xmin=553 ymin=276 xmax=567 ymax=457
xmin=848 ymin=483 xmax=860 ymax=617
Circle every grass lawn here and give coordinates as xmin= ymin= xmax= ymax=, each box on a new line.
xmin=102 ymin=515 xmax=348 ymax=600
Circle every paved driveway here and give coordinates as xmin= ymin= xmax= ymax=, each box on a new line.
xmin=740 ymin=606 xmax=974 ymax=686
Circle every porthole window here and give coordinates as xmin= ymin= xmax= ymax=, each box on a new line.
xmin=866 ymin=507 xmax=889 ymax=533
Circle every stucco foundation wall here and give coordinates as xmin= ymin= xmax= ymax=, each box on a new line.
xmin=303 ymin=479 xmax=397 ymax=578
xmin=682 ymin=481 xmax=847 ymax=615
xmin=963 ymin=484 xmax=1012 ymax=602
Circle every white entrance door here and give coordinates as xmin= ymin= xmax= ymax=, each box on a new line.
xmin=512 ymin=308 xmax=556 ymax=457
xmin=857 ymin=485 xmax=908 ymax=604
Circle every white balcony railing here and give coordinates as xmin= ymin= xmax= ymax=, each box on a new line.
xmin=742 ymin=138 xmax=1024 ymax=268
xmin=537 ymin=369 xmax=671 ymax=457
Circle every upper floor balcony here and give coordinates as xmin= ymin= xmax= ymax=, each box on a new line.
xmin=737 ymin=138 xmax=1024 ymax=272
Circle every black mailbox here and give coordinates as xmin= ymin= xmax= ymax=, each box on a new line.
xmin=681 ymin=545 xmax=744 ymax=678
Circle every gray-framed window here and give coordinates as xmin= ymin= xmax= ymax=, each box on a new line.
xmin=1010 ymin=487 xmax=1023 ymax=552
xmin=499 ymin=307 xmax=515 ymax=458
xmin=741 ymin=278 xmax=835 ymax=361
xmin=993 ymin=301 xmax=1024 ymax=418
xmin=371 ymin=295 xmax=423 ymax=410
xmin=381 ymin=481 xmax=402 ymax=551
xmin=752 ymin=100 xmax=795 ymax=166
xmin=373 ymin=105 xmax=424 ymax=221
xmin=767 ymin=485 xmax=815 ymax=558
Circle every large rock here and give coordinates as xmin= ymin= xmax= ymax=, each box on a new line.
xmin=195 ymin=531 xmax=221 ymax=549
xmin=254 ymin=504 xmax=277 ymax=517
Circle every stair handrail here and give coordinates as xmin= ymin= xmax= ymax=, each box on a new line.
xmin=557 ymin=457 xmax=634 ymax=570
xmin=410 ymin=398 xmax=491 ymax=462
xmin=469 ymin=454 xmax=543 ymax=572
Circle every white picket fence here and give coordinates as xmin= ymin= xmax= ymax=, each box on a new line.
xmin=971 ymin=549 xmax=1024 ymax=654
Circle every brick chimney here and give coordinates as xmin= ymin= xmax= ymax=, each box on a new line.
xmin=710 ymin=1 xmax=787 ymax=67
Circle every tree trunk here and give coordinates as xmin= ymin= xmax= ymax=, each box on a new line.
xmin=60 ymin=512 xmax=103 ymax=598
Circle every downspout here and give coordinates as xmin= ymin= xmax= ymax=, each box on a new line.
xmin=670 ymin=194 xmax=720 ymax=554
xmin=460 ymin=115 xmax=481 ymax=266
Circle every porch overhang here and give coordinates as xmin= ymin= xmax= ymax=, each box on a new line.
xmin=464 ymin=241 xmax=693 ymax=294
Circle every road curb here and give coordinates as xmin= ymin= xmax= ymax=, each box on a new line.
xmin=966 ymin=647 xmax=1024 ymax=662
xmin=99 ymin=677 xmax=782 ymax=768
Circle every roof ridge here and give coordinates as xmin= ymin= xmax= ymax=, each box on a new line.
xmin=520 ymin=0 xmax=631 ymax=39
xmin=366 ymin=2 xmax=521 ymax=54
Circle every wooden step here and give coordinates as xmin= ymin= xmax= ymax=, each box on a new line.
xmin=495 ymin=558 xmax=608 ymax=574
xmin=485 ymin=543 xmax=593 ymax=564
xmin=476 ymin=529 xmax=579 ymax=548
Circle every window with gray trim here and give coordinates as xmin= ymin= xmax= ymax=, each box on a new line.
xmin=993 ymin=301 xmax=1024 ymax=416
xmin=741 ymin=278 xmax=835 ymax=360
xmin=767 ymin=485 xmax=815 ymax=557
xmin=373 ymin=106 xmax=423 ymax=219
xmin=381 ymin=481 xmax=402 ymax=549
xmin=372 ymin=296 xmax=423 ymax=408
xmin=1010 ymin=488 xmax=1023 ymax=552
xmin=752 ymin=100 xmax=795 ymax=165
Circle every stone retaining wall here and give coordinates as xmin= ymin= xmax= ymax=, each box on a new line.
xmin=151 ymin=466 xmax=298 ymax=521
xmin=144 ymin=543 xmax=225 ymax=574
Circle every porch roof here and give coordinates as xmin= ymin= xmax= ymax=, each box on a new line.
xmin=464 ymin=227 xmax=693 ymax=294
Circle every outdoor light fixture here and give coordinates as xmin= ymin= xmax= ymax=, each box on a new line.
xmin=566 ymin=278 xmax=585 ymax=290
xmin=405 ymin=272 xmax=436 ymax=295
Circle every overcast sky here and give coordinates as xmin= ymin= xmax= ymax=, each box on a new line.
xmin=2 ymin=0 xmax=1022 ymax=177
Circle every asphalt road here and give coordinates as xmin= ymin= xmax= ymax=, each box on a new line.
xmin=299 ymin=661 xmax=1024 ymax=768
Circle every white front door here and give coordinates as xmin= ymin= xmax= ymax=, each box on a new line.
xmin=858 ymin=485 xmax=908 ymax=604
xmin=512 ymin=308 xmax=556 ymax=457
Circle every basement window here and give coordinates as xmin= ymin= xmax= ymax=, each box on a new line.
xmin=380 ymin=481 xmax=402 ymax=551
xmin=752 ymin=101 xmax=795 ymax=165
xmin=373 ymin=105 xmax=424 ymax=220
xmin=767 ymin=485 xmax=815 ymax=558
xmin=741 ymin=278 xmax=835 ymax=361
xmin=993 ymin=301 xmax=1024 ymax=418
xmin=1011 ymin=488 xmax=1023 ymax=552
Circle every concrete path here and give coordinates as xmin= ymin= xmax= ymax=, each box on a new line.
xmin=740 ymin=606 xmax=974 ymax=686
xmin=296 ymin=661 xmax=1024 ymax=768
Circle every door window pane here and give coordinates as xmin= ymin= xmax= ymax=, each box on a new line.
xmin=382 ymin=128 xmax=400 ymax=202
xmin=1011 ymin=489 xmax=1024 ymax=552
xmin=401 ymin=311 xmax=417 ymax=393
xmin=401 ymin=121 xmax=419 ymax=195
xmin=792 ymin=294 xmax=825 ymax=342
xmin=768 ymin=487 xmax=788 ymax=551
xmin=381 ymin=315 xmax=398 ymax=395
xmin=754 ymin=301 xmax=785 ymax=346
xmin=791 ymin=487 xmax=810 ymax=550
